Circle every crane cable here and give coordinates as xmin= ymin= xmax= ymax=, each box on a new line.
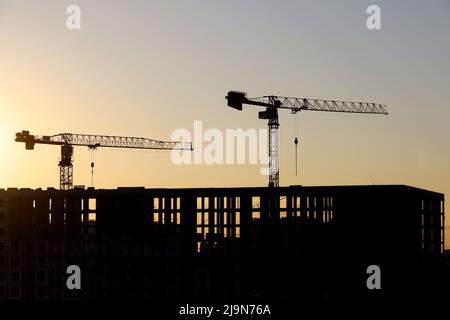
xmin=90 ymin=147 xmax=95 ymax=188
xmin=294 ymin=112 xmax=299 ymax=176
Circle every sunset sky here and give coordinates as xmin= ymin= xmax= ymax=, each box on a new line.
xmin=0 ymin=0 xmax=449 ymax=246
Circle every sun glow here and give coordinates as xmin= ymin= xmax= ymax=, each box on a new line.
xmin=0 ymin=101 xmax=15 ymax=182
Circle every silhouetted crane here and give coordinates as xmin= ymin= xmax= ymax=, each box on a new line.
xmin=15 ymin=130 xmax=193 ymax=190
xmin=226 ymin=91 xmax=388 ymax=187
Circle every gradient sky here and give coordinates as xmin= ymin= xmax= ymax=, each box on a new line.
xmin=0 ymin=1 xmax=449 ymax=246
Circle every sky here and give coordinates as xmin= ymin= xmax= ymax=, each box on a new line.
xmin=0 ymin=1 xmax=449 ymax=247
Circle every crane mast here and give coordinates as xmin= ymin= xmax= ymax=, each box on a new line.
xmin=226 ymin=91 xmax=387 ymax=187
xmin=15 ymin=130 xmax=193 ymax=190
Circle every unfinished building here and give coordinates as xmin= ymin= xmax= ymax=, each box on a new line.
xmin=0 ymin=185 xmax=445 ymax=302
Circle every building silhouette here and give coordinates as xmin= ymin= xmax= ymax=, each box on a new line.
xmin=0 ymin=185 xmax=445 ymax=302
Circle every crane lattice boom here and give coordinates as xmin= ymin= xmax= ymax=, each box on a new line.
xmin=17 ymin=132 xmax=192 ymax=150
xmin=253 ymin=96 xmax=388 ymax=115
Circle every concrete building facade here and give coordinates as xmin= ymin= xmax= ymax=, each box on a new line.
xmin=0 ymin=185 xmax=445 ymax=302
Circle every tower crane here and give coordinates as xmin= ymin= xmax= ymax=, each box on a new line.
xmin=15 ymin=130 xmax=193 ymax=190
xmin=226 ymin=91 xmax=388 ymax=187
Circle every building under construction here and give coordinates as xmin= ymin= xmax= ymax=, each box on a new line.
xmin=0 ymin=185 xmax=445 ymax=302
